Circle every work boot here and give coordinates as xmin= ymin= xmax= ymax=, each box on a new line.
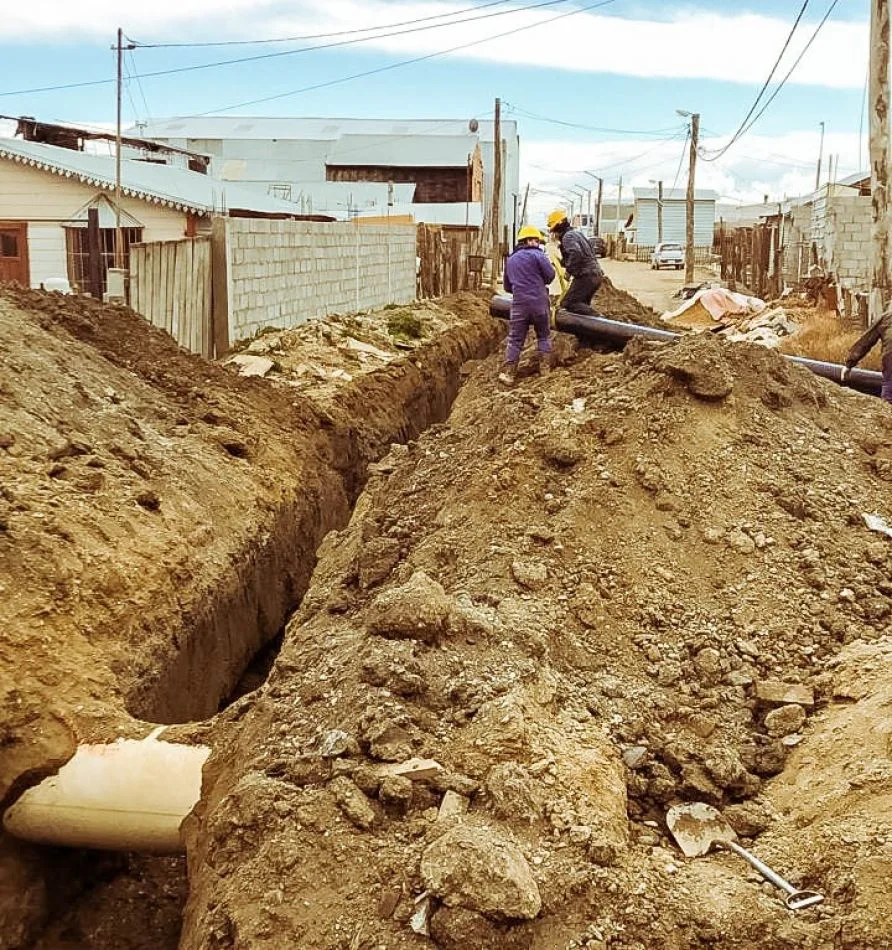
xmin=536 ymin=351 xmax=555 ymax=376
xmin=498 ymin=361 xmax=519 ymax=386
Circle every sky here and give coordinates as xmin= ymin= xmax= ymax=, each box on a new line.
xmin=0 ymin=0 xmax=872 ymax=223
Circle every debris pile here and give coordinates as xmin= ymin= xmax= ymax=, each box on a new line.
xmin=181 ymin=333 xmax=892 ymax=949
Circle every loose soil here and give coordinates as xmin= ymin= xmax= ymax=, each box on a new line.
xmin=180 ymin=333 xmax=892 ymax=948
xmin=0 ymin=286 xmax=500 ymax=949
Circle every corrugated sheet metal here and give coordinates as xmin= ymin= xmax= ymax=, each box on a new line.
xmin=326 ymin=134 xmax=476 ymax=169
xmin=0 ymin=138 xmax=301 ymax=216
xmin=634 ymin=198 xmax=715 ymax=245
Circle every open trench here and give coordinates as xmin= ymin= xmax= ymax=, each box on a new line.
xmin=13 ymin=311 xmax=502 ymax=950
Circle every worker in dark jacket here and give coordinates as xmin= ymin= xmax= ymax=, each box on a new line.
xmin=842 ymin=308 xmax=892 ymax=402
xmin=500 ymin=225 xmax=556 ymax=385
xmin=547 ymin=209 xmax=603 ymax=316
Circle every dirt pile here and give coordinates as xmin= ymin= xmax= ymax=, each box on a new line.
xmin=181 ymin=333 xmax=892 ymax=949
xmin=597 ymin=276 xmax=662 ymax=327
xmin=0 ymin=286 xmax=500 ymax=948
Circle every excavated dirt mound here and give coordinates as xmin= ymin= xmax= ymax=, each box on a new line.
xmin=182 ymin=333 xmax=892 ymax=949
xmin=0 ymin=287 xmax=500 ymax=948
xmin=597 ymin=276 xmax=662 ymax=327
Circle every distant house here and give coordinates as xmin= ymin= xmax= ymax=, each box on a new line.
xmin=0 ymin=137 xmax=300 ymax=291
xmin=126 ymin=116 xmax=518 ymax=237
xmin=631 ymin=187 xmax=719 ymax=246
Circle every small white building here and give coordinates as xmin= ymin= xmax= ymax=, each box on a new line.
xmin=631 ymin=187 xmax=718 ymax=246
xmin=0 ymin=137 xmax=298 ymax=291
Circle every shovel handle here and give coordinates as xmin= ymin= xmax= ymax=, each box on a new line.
xmin=724 ymin=842 xmax=824 ymax=910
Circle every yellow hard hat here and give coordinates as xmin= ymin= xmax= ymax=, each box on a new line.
xmin=517 ymin=225 xmax=543 ymax=242
xmin=547 ymin=209 xmax=568 ymax=231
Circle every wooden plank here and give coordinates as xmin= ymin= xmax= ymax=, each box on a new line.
xmin=210 ymin=219 xmax=230 ymax=358
xmin=131 ymin=246 xmax=142 ymax=315
xmin=198 ymin=238 xmax=213 ymax=358
xmin=153 ymin=241 xmax=164 ymax=331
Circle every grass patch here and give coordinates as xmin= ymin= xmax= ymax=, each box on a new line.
xmin=778 ymin=310 xmax=882 ymax=371
xmin=387 ymin=310 xmax=424 ymax=341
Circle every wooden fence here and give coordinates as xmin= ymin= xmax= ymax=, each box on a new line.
xmin=417 ymin=224 xmax=480 ymax=298
xmin=129 ymin=237 xmax=214 ymax=358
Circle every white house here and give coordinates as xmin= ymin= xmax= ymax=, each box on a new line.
xmin=126 ymin=116 xmax=519 ymax=238
xmin=631 ymin=187 xmax=719 ymax=247
xmin=0 ymin=137 xmax=298 ymax=291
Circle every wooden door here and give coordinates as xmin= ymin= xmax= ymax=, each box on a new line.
xmin=0 ymin=222 xmax=29 ymax=285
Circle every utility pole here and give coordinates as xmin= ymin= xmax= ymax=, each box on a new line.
xmin=490 ymin=97 xmax=502 ymax=288
xmin=115 ymin=27 xmax=125 ymax=270
xmin=587 ymin=188 xmax=593 ymax=235
xmin=595 ymin=176 xmax=603 ymax=236
xmin=870 ymin=0 xmax=890 ymax=320
xmin=815 ymin=120 xmax=825 ymax=192
xmin=520 ymin=183 xmax=530 ymax=226
xmin=656 ymin=180 xmax=664 ymax=244
xmin=616 ymin=176 xmax=623 ymax=235
xmin=684 ymin=112 xmax=700 ymax=284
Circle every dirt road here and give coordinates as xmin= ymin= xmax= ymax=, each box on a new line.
xmin=600 ymin=259 xmax=714 ymax=315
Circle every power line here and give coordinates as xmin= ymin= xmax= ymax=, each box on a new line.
xmin=127 ymin=0 xmax=517 ymax=47
xmin=700 ymin=0 xmax=811 ymax=162
xmin=128 ymin=0 xmax=581 ymax=83
xmin=526 ymin=130 xmax=687 ymax=178
xmin=700 ymin=0 xmax=841 ymax=162
xmin=194 ymin=0 xmax=621 ymax=115
xmin=0 ymin=0 xmax=581 ymax=98
xmin=503 ymin=102 xmax=681 ymax=137
xmin=669 ymin=128 xmax=690 ymax=192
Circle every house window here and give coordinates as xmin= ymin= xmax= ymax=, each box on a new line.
xmin=1 ymin=231 xmax=19 ymax=258
xmin=64 ymin=227 xmax=143 ymax=294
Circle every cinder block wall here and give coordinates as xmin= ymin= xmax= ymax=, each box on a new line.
xmin=226 ymin=219 xmax=417 ymax=340
xmin=823 ymin=195 xmax=872 ymax=291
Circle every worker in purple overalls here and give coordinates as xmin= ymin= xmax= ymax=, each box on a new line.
xmin=499 ymin=225 xmax=556 ymax=385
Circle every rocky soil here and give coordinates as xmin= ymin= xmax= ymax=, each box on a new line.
xmin=179 ymin=331 xmax=892 ymax=949
xmin=0 ymin=286 xmax=500 ymax=949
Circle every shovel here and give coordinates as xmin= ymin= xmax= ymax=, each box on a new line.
xmin=666 ymin=803 xmax=824 ymax=911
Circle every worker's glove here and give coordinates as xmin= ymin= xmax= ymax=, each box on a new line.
xmin=839 ymin=366 xmax=851 ymax=383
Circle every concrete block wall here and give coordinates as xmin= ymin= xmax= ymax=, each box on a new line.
xmin=823 ymin=195 xmax=872 ymax=291
xmin=226 ymin=219 xmax=416 ymax=340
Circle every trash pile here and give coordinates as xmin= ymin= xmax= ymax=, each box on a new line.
xmin=662 ymin=287 xmax=800 ymax=348
xmin=181 ymin=333 xmax=892 ymax=950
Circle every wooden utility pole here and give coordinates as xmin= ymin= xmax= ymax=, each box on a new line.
xmin=616 ymin=176 xmax=623 ymax=235
xmin=656 ymin=180 xmax=664 ymax=244
xmin=520 ymin=183 xmax=530 ymax=226
xmin=595 ymin=176 xmax=603 ymax=236
xmin=587 ymin=188 xmax=593 ymax=234
xmin=115 ymin=27 xmax=125 ymax=270
xmin=870 ymin=0 xmax=890 ymax=321
xmin=490 ymin=97 xmax=502 ymax=288
xmin=685 ymin=113 xmax=700 ymax=284
xmin=815 ymin=120 xmax=825 ymax=192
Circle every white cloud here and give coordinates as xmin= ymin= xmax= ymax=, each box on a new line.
xmin=2 ymin=2 xmax=868 ymax=90
xmin=523 ymin=128 xmax=867 ymax=222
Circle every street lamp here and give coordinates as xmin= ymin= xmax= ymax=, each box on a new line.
xmin=584 ymin=172 xmax=603 ymax=235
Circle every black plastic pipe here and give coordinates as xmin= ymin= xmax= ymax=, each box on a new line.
xmin=489 ymin=294 xmax=883 ymax=397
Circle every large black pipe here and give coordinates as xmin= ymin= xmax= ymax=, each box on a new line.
xmin=489 ymin=294 xmax=883 ymax=397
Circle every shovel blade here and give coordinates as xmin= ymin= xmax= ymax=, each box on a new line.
xmin=667 ymin=802 xmax=738 ymax=858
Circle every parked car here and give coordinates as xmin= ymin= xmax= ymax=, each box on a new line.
xmin=651 ymin=242 xmax=685 ymax=270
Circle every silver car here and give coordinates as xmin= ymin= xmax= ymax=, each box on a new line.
xmin=651 ymin=242 xmax=685 ymax=270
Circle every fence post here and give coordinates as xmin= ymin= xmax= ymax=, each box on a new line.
xmin=211 ymin=217 xmax=230 ymax=358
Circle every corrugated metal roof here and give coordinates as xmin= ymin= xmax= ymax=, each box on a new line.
xmin=0 ymin=138 xmax=301 ymax=216
xmin=354 ymin=203 xmax=482 ymax=226
xmin=326 ymin=134 xmax=476 ymax=168
xmin=633 ymin=187 xmax=720 ymax=201
xmin=129 ymin=116 xmax=516 ymax=142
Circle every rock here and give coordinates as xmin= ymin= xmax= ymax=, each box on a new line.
xmin=331 ymin=777 xmax=377 ymax=830
xmin=367 ymin=570 xmax=452 ymax=643
xmin=420 ymin=825 xmax=542 ymax=920
xmin=357 ymin=536 xmax=402 ymax=589
xmin=226 ymin=354 xmax=274 ymax=377
xmin=723 ymin=801 xmax=774 ymax=837
xmin=539 ymin=432 xmax=584 ymax=469
xmin=652 ymin=338 xmax=734 ymax=401
xmin=486 ymin=762 xmax=545 ymax=822
xmin=622 ymin=746 xmax=648 ymax=770
xmin=726 ymin=529 xmax=756 ymax=555
xmin=687 ymin=714 xmax=717 ymax=739
xmin=431 ymin=772 xmax=480 ymax=797
xmin=429 ymin=907 xmax=533 ymax=950
xmin=379 ymin=774 xmax=413 ymax=811
xmin=0 ymin=433 xmax=16 ymax=449
xmin=694 ymin=647 xmax=722 ymax=684
xmin=764 ymin=704 xmax=806 ymax=738
xmin=510 ymin=559 xmax=548 ymax=591
xmin=318 ymin=729 xmax=356 ymax=758
xmin=755 ymin=681 xmax=815 ymax=709
xmin=136 ymin=490 xmax=160 ymax=511
xmin=438 ymin=790 xmax=469 ymax=821
xmin=365 ymin=720 xmax=414 ymax=762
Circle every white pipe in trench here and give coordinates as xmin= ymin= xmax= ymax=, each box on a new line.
xmin=3 ymin=727 xmax=210 ymax=853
